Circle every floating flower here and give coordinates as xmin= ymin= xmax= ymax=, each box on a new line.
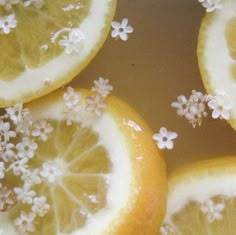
xmin=9 ymin=157 xmax=29 ymax=176
xmin=6 ymin=104 xmax=30 ymax=125
xmin=59 ymin=29 xmax=85 ymax=54
xmin=86 ymin=94 xmax=107 ymax=116
xmin=16 ymin=137 xmax=38 ymax=159
xmin=0 ymin=14 xmax=17 ymax=34
xmin=64 ymin=86 xmax=82 ymax=108
xmin=199 ymin=0 xmax=223 ymax=12
xmin=0 ymin=142 xmax=16 ymax=162
xmin=0 ymin=0 xmax=19 ymax=10
xmin=14 ymin=185 xmax=36 ymax=204
xmin=160 ymin=223 xmax=176 ymax=235
xmin=0 ymin=120 xmax=16 ymax=142
xmin=21 ymin=169 xmax=42 ymax=188
xmin=111 ymin=18 xmax=134 ymax=41
xmin=153 ymin=127 xmax=177 ymax=150
xmin=32 ymin=196 xmax=50 ymax=217
xmin=31 ymin=120 xmax=53 ymax=141
xmin=200 ymin=199 xmax=225 ymax=223
xmin=40 ymin=162 xmax=63 ymax=184
xmin=0 ymin=162 xmax=5 ymax=179
xmin=0 ymin=184 xmax=16 ymax=211
xmin=14 ymin=212 xmax=36 ymax=234
xmin=92 ymin=77 xmax=113 ymax=98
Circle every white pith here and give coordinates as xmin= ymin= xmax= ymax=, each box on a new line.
xmin=201 ymin=0 xmax=236 ymax=120
xmin=1 ymin=100 xmax=135 ymax=235
xmin=0 ymin=0 xmax=112 ymax=101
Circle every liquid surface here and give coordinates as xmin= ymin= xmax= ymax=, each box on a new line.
xmin=71 ymin=0 xmax=236 ymax=173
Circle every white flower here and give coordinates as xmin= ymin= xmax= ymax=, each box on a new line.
xmin=0 ymin=184 xmax=16 ymax=211
xmin=0 ymin=120 xmax=16 ymax=142
xmin=31 ymin=120 xmax=53 ymax=141
xmin=171 ymin=95 xmax=189 ymax=116
xmin=6 ymin=104 xmax=30 ymax=125
xmin=153 ymin=127 xmax=177 ymax=150
xmin=9 ymin=157 xmax=28 ymax=176
xmin=64 ymin=87 xmax=82 ymax=108
xmin=208 ymin=94 xmax=232 ymax=120
xmin=92 ymin=77 xmax=113 ymax=98
xmin=21 ymin=169 xmax=42 ymax=187
xmin=14 ymin=212 xmax=36 ymax=235
xmin=59 ymin=29 xmax=85 ymax=54
xmin=23 ymin=0 xmax=44 ymax=8
xmin=200 ymin=199 xmax=225 ymax=223
xmin=0 ymin=142 xmax=16 ymax=162
xmin=14 ymin=185 xmax=36 ymax=204
xmin=40 ymin=162 xmax=63 ymax=183
xmin=0 ymin=162 xmax=5 ymax=179
xmin=199 ymin=0 xmax=223 ymax=12
xmin=0 ymin=14 xmax=17 ymax=34
xmin=16 ymin=118 xmax=33 ymax=136
xmin=16 ymin=137 xmax=38 ymax=159
xmin=160 ymin=224 xmax=176 ymax=235
xmin=111 ymin=18 xmax=134 ymax=41
xmin=32 ymin=196 xmax=50 ymax=217
xmin=86 ymin=95 xmax=107 ymax=116
xmin=0 ymin=0 xmax=19 ymax=10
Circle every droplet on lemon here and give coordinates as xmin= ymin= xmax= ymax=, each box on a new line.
xmin=197 ymin=0 xmax=236 ymax=130
xmin=0 ymin=0 xmax=116 ymax=107
xmin=2 ymin=88 xmax=167 ymax=235
xmin=159 ymin=157 xmax=236 ymax=235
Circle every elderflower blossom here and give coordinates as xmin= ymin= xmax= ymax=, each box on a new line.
xmin=92 ymin=77 xmax=113 ymax=98
xmin=9 ymin=157 xmax=29 ymax=176
xmin=59 ymin=29 xmax=85 ymax=54
xmin=86 ymin=94 xmax=107 ymax=116
xmin=14 ymin=212 xmax=36 ymax=234
xmin=14 ymin=185 xmax=36 ymax=204
xmin=64 ymin=86 xmax=82 ymax=108
xmin=111 ymin=18 xmax=134 ymax=41
xmin=160 ymin=224 xmax=176 ymax=235
xmin=0 ymin=120 xmax=16 ymax=142
xmin=21 ymin=169 xmax=42 ymax=188
xmin=23 ymin=0 xmax=44 ymax=8
xmin=31 ymin=120 xmax=54 ymax=141
xmin=0 ymin=142 xmax=16 ymax=162
xmin=200 ymin=199 xmax=225 ymax=223
xmin=32 ymin=196 xmax=50 ymax=217
xmin=153 ymin=127 xmax=177 ymax=150
xmin=0 ymin=184 xmax=16 ymax=211
xmin=199 ymin=0 xmax=223 ymax=12
xmin=16 ymin=137 xmax=38 ymax=159
xmin=0 ymin=162 xmax=5 ymax=179
xmin=40 ymin=162 xmax=63 ymax=183
xmin=0 ymin=0 xmax=20 ymax=10
xmin=6 ymin=104 xmax=30 ymax=125
xmin=0 ymin=14 xmax=17 ymax=34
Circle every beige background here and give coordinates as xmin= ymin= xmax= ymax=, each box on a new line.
xmin=72 ymin=0 xmax=236 ymax=172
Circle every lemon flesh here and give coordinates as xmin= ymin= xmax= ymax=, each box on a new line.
xmin=197 ymin=0 xmax=236 ymax=130
xmin=0 ymin=0 xmax=116 ymax=107
xmin=159 ymin=157 xmax=236 ymax=235
xmin=2 ymin=88 xmax=167 ymax=235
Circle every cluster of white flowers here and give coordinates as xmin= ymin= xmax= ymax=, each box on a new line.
xmin=0 ymin=0 xmax=44 ymax=34
xmin=171 ymin=90 xmax=232 ymax=128
xmin=200 ymin=198 xmax=225 ymax=223
xmin=64 ymin=77 xmax=113 ymax=125
xmin=198 ymin=0 xmax=223 ymax=12
xmin=0 ymin=103 xmax=54 ymax=234
xmin=160 ymin=223 xmax=176 ymax=235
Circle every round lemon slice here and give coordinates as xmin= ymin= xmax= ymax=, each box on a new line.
xmin=197 ymin=0 xmax=236 ymax=130
xmin=0 ymin=0 xmax=116 ymax=107
xmin=159 ymin=157 xmax=236 ymax=235
xmin=0 ymin=88 xmax=166 ymax=235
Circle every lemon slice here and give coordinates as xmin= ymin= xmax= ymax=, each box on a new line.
xmin=197 ymin=0 xmax=236 ymax=130
xmin=0 ymin=0 xmax=116 ymax=107
xmin=1 ymin=88 xmax=166 ymax=234
xmin=158 ymin=157 xmax=236 ymax=235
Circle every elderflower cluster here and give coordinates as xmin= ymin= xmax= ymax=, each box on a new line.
xmin=0 ymin=103 xmax=53 ymax=234
xmin=64 ymin=77 xmax=113 ymax=125
xmin=198 ymin=0 xmax=223 ymax=12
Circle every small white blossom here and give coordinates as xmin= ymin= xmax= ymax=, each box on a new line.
xmin=0 ymin=120 xmax=16 ymax=142
xmin=23 ymin=0 xmax=44 ymax=8
xmin=0 ymin=142 xmax=16 ymax=162
xmin=40 ymin=162 xmax=63 ymax=183
xmin=32 ymin=196 xmax=50 ymax=217
xmin=200 ymin=199 xmax=225 ymax=223
xmin=208 ymin=94 xmax=232 ymax=120
xmin=199 ymin=0 xmax=223 ymax=12
xmin=9 ymin=157 xmax=28 ymax=176
xmin=160 ymin=224 xmax=176 ymax=235
xmin=111 ymin=18 xmax=134 ymax=41
xmin=0 ymin=162 xmax=5 ymax=179
xmin=31 ymin=120 xmax=53 ymax=141
xmin=59 ymin=29 xmax=85 ymax=54
xmin=0 ymin=184 xmax=16 ymax=211
xmin=14 ymin=212 xmax=36 ymax=235
xmin=86 ymin=95 xmax=107 ymax=116
xmin=0 ymin=0 xmax=20 ymax=10
xmin=92 ymin=77 xmax=113 ymax=98
xmin=21 ymin=169 xmax=42 ymax=187
xmin=0 ymin=14 xmax=17 ymax=34
xmin=14 ymin=185 xmax=36 ymax=204
xmin=16 ymin=137 xmax=38 ymax=159
xmin=6 ymin=104 xmax=30 ymax=125
xmin=153 ymin=127 xmax=177 ymax=150
xmin=64 ymin=87 xmax=82 ymax=108
xmin=16 ymin=118 xmax=33 ymax=136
